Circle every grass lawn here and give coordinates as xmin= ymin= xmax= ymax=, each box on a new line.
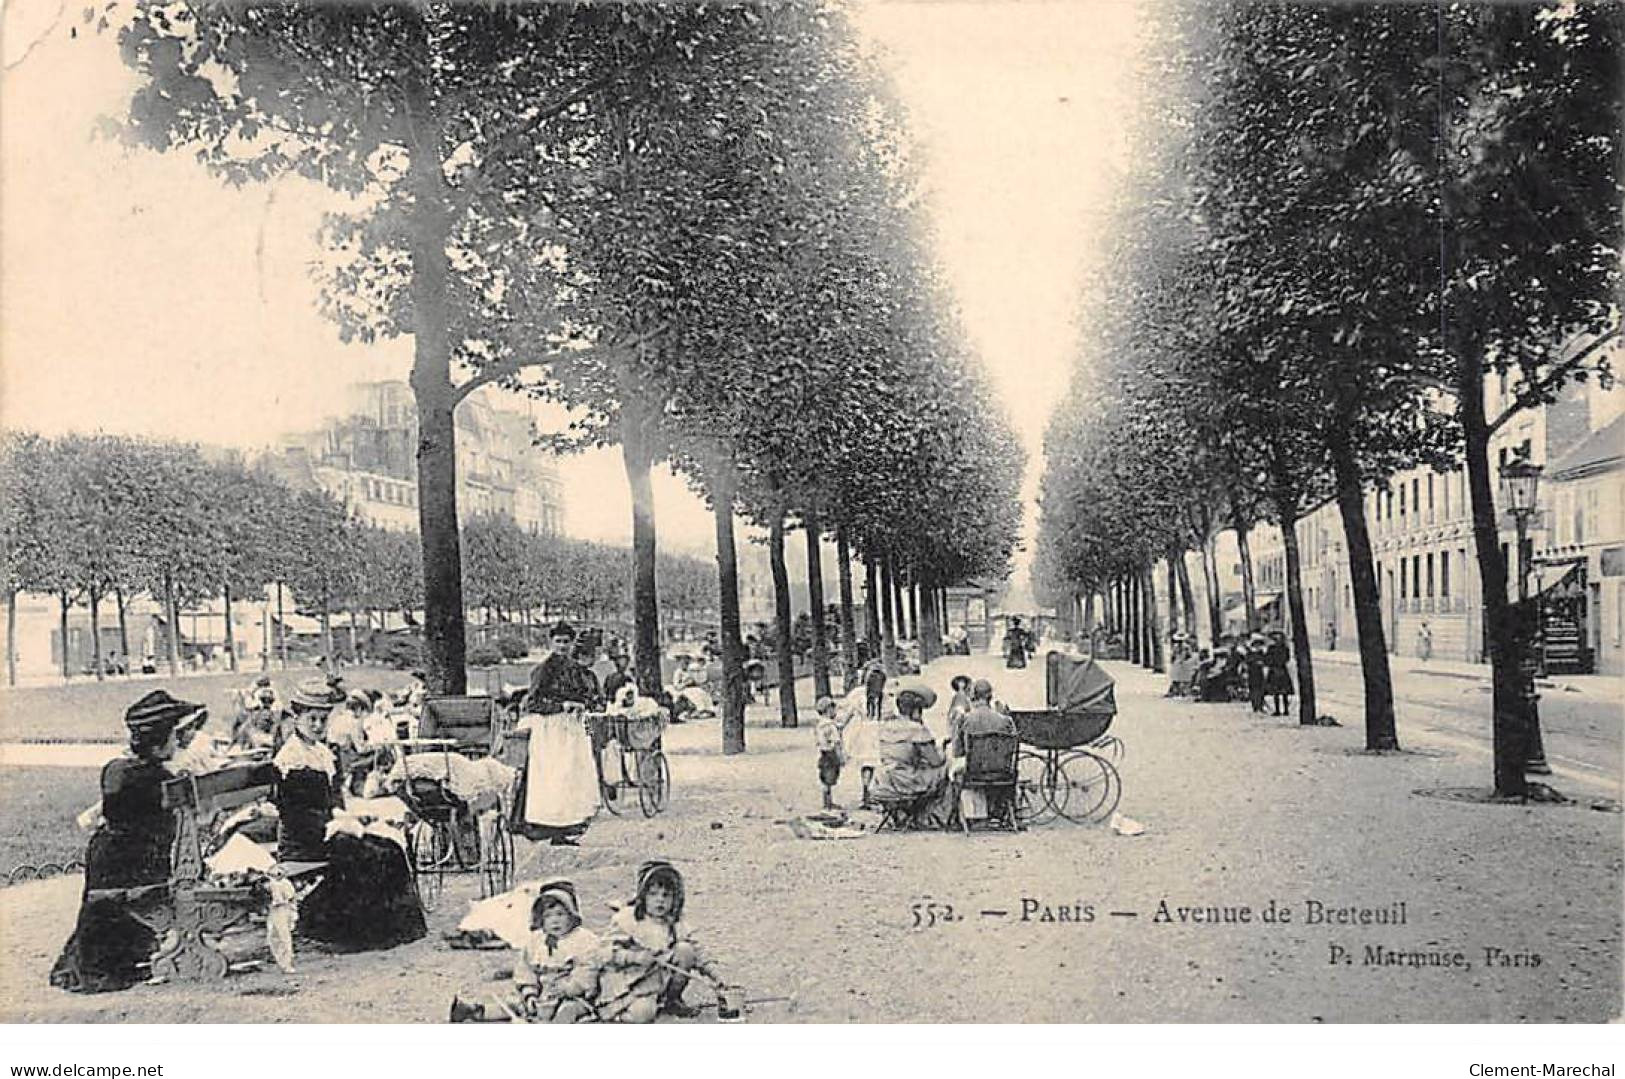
xmin=0 ymin=666 xmax=422 ymax=743
xmin=0 ymin=766 xmax=99 ymax=878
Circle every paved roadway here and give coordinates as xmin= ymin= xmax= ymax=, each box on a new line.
xmin=1308 ymin=657 xmax=1622 ymax=797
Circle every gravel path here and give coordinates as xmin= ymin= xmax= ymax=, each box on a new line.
xmin=2 ymin=656 xmax=1617 ymax=1023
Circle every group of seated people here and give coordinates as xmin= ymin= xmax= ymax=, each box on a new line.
xmin=1170 ymin=632 xmax=1293 ymax=713
xmin=51 ymin=679 xmax=430 ymax=995
xmin=449 ymin=860 xmax=726 ymax=1024
xmin=817 ymin=667 xmax=1019 ymax=830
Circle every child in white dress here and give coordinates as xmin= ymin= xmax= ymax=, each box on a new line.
xmin=595 ymin=861 xmax=718 ymax=1023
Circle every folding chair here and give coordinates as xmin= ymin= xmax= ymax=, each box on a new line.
xmin=959 ymin=730 xmax=1022 ymax=833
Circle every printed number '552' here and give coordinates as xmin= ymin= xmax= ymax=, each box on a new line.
xmin=911 ymin=901 xmax=956 ymax=929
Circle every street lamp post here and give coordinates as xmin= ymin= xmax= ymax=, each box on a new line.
xmin=1498 ymin=455 xmax=1550 ymax=775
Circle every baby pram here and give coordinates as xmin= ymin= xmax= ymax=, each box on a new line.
xmin=390 ymin=697 xmax=515 ymax=909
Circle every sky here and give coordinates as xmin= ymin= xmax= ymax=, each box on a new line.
xmin=0 ymin=0 xmax=1143 ymax=586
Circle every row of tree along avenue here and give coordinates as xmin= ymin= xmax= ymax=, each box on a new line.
xmin=92 ymin=3 xmax=1023 ymax=753
xmin=0 ymin=433 xmax=716 ymax=683
xmin=1035 ymin=2 xmax=1619 ymax=799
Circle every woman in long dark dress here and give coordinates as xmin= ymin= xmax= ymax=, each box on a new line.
xmin=1244 ymin=638 xmax=1268 ymax=713
xmin=50 ymin=691 xmax=206 ymax=993
xmin=1264 ymin=632 xmax=1294 ymax=716
xmin=512 ymin=622 xmax=604 ymax=846
xmin=274 ymin=679 xmax=426 ymax=952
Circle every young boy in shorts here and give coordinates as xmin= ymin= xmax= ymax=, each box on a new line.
xmin=814 ymin=696 xmax=843 ymax=810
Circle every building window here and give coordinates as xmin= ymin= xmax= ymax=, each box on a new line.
xmin=1440 ymin=551 xmax=1451 ymax=598
xmin=1427 ymin=473 xmax=1435 ymax=511
xmin=1442 ymin=472 xmax=1450 ymax=519
xmin=1400 ymin=559 xmax=1408 ymax=599
xmin=1412 ymin=478 xmax=1420 ymax=518
xmin=1399 ymin=486 xmax=1406 ymax=517
xmin=1412 ymin=554 xmax=1422 ymax=599
xmin=1425 ymin=553 xmax=1434 ymax=597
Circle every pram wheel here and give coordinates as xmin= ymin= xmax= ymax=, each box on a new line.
xmin=637 ymin=751 xmax=670 ymax=818
xmin=409 ymin=819 xmax=447 ymax=911
xmin=480 ymin=816 xmax=514 ymax=898
xmin=1053 ymin=752 xmax=1119 ymax=824
xmin=1014 ymin=750 xmax=1061 ymax=826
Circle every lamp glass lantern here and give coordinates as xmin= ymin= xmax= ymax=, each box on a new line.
xmin=1498 ymin=456 xmax=1543 ymax=518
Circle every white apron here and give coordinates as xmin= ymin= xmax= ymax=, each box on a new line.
xmin=516 ymin=712 xmax=599 ymax=828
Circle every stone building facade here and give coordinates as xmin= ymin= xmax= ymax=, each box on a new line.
xmin=1247 ymin=372 xmax=1619 ymax=666
xmin=269 ymin=381 xmax=564 ymax=535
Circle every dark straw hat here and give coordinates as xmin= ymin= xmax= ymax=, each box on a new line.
xmin=124 ymin=689 xmax=205 ymax=733
xmin=290 ymin=677 xmax=345 ymax=711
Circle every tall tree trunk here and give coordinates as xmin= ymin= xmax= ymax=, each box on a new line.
xmin=835 ymin=523 xmax=858 ymax=688
xmin=115 ymin=587 xmax=130 ymax=676
xmin=803 ymin=508 xmax=832 ymax=701
xmin=1276 ymin=498 xmax=1320 ymax=727
xmin=1173 ymin=551 xmax=1197 ymax=646
xmin=321 ymin=602 xmax=334 ymax=666
xmin=1142 ymin=565 xmax=1164 ymax=672
xmin=894 ymin=567 xmax=909 ymax=641
xmin=710 ymin=459 xmax=747 ymax=755
xmin=1460 ymin=366 xmax=1528 ymax=796
xmin=58 ymin=591 xmax=71 ymax=680
xmin=907 ymin=581 xmax=919 ymax=643
xmin=89 ymin=585 xmax=104 ymax=681
xmin=1199 ymin=532 xmax=1223 ymax=642
xmin=163 ymin=570 xmax=180 ymax=676
xmin=405 ymin=78 xmax=469 ymax=695
xmin=863 ymin=554 xmax=881 ymax=656
xmin=1162 ymin=546 xmax=1179 ymax=638
xmin=1327 ymin=426 xmax=1399 ymax=751
xmin=276 ymin=583 xmax=288 ymax=669
xmin=1232 ymin=505 xmax=1260 ymax=635
xmin=620 ymin=394 xmax=663 ymax=698
xmin=1131 ymin=569 xmax=1144 ymax=667
xmin=879 ymin=553 xmax=899 ymax=675
xmin=5 ymin=587 xmax=15 ymax=686
xmin=768 ymin=510 xmax=797 ymax=727
xmin=919 ymin=572 xmax=942 ymax=664
xmin=223 ymin=584 xmax=238 ymax=672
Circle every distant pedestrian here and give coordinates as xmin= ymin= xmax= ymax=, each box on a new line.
xmin=1416 ymin=621 xmax=1433 ymax=661
xmin=1244 ymin=636 xmax=1267 ymax=713
xmin=1264 ymin=632 xmax=1293 ymax=716
xmin=864 ymin=660 xmax=887 ymax=721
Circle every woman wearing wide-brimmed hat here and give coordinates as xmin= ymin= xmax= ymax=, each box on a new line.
xmin=868 ymin=683 xmax=956 ymax=829
xmin=50 ymin=690 xmax=208 ymax=993
xmin=274 ymin=678 xmax=426 ymax=952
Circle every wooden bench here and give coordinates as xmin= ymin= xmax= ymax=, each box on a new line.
xmin=118 ymin=764 xmax=322 ymax=982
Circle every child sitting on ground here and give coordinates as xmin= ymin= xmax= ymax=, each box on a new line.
xmin=449 ymin=880 xmax=601 ymax=1023
xmin=596 ymin=860 xmax=719 ymax=1023
xmin=814 ymin=696 xmax=844 ymax=810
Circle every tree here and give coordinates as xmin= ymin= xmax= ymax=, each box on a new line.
xmin=1434 ymin=3 xmax=1621 ymax=797
xmin=0 ymin=433 xmax=56 ymax=685
xmin=104 ymin=3 xmax=695 ymax=693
